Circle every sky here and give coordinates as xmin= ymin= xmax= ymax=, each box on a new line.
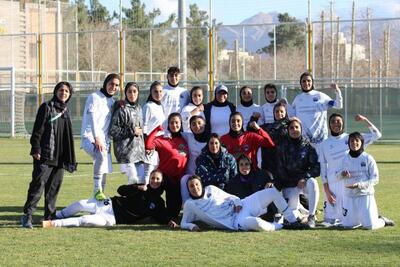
xmin=90 ymin=0 xmax=400 ymax=25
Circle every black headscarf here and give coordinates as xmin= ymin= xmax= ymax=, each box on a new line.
xmin=51 ymin=81 xmax=73 ymax=112
xmin=273 ymin=102 xmax=289 ymax=122
xmin=190 ymin=86 xmax=203 ymax=106
xmin=187 ymin=175 xmax=205 ymax=200
xmin=288 ymin=117 xmax=303 ymax=145
xmin=52 ymin=81 xmax=77 ymax=173
xmin=146 ymin=81 xmax=162 ymax=105
xmin=228 ymin=112 xmax=245 ymax=138
xmin=299 ymin=72 xmax=315 ymax=92
xmin=239 ymin=86 xmax=253 ymax=107
xmin=264 ymin=83 xmax=278 ymax=103
xmin=124 ymin=82 xmax=139 ymax=106
xmin=329 ymin=113 xmax=344 ymax=137
xmin=348 ymin=132 xmax=364 ymax=158
xmin=167 ymin=113 xmax=183 ymax=138
xmin=101 ymin=73 xmax=120 ymax=98
xmin=189 ymin=115 xmax=208 ymax=143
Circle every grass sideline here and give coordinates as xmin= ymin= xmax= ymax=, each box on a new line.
xmin=0 ymin=138 xmax=399 ymax=266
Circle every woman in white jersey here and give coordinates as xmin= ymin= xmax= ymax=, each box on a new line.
xmin=291 ymin=72 xmax=342 ymax=147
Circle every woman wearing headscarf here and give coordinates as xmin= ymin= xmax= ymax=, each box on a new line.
xmin=181 ymin=86 xmax=205 ymax=132
xmin=181 ymin=175 xmax=307 ymax=231
xmin=145 ymin=112 xmax=189 ymax=219
xmin=275 ymin=117 xmax=320 ymax=228
xmin=21 ymin=81 xmax=77 ymax=228
xmin=236 ymin=86 xmax=262 ymax=127
xmin=291 ymin=72 xmax=342 ymax=147
xmin=203 ymin=84 xmax=236 ymax=137
xmin=109 ymin=82 xmax=150 ymax=185
xmin=221 ymin=111 xmax=275 ymax=169
xmin=195 ymin=134 xmax=237 ymax=190
xmin=260 ymin=102 xmax=290 ymax=177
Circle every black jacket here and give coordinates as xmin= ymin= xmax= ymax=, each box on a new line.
xmin=30 ymin=100 xmax=76 ymax=172
xmin=111 ymin=184 xmax=170 ymax=225
xmin=260 ymin=118 xmax=290 ymax=177
xmin=275 ymin=136 xmax=320 ymax=190
xmin=225 ymin=169 xmax=273 ymax=199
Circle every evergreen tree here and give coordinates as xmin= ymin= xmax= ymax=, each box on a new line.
xmin=187 ymin=4 xmax=208 ymax=78
xmin=259 ymin=13 xmax=304 ymax=55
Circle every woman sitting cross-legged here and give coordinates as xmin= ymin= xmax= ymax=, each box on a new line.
xmin=42 ymin=170 xmax=178 ymax=228
xmin=180 ymin=175 xmax=309 ymax=231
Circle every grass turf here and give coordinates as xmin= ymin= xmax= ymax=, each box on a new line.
xmin=0 ymin=138 xmax=399 ymax=266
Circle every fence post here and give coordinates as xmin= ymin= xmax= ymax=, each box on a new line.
xmin=119 ymin=30 xmax=124 ymax=97
xmin=37 ymin=33 xmax=43 ymax=107
xmin=208 ymin=27 xmax=214 ymax=101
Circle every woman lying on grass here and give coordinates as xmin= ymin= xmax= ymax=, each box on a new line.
xmin=180 ymin=175 xmax=309 ymax=231
xmin=42 ymin=170 xmax=178 ymax=228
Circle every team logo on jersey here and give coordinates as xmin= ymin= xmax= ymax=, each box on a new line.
xmin=103 ymin=199 xmax=110 ymax=206
xmin=361 ymin=162 xmax=366 ymax=167
xmin=243 ymin=144 xmax=250 ymax=152
xmin=345 ymin=140 xmax=348 ymax=145
xmin=178 ymin=144 xmax=187 ymax=155
xmin=149 ymin=202 xmax=155 ymax=210
xmin=313 ymin=97 xmax=318 ymax=102
xmin=207 ymin=193 xmax=211 ymax=198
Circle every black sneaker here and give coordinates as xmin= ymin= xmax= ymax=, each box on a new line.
xmin=21 ymin=214 xmax=33 ymax=229
xmin=379 ymin=215 xmax=395 ymax=227
xmin=283 ymin=220 xmax=310 ymax=230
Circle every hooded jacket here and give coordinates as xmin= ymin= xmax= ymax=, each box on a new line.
xmin=109 ymin=101 xmax=148 ymax=164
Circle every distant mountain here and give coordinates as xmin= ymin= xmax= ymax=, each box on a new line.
xmin=217 ymin=12 xmax=279 ymax=53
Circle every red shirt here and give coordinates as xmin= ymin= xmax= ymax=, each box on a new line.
xmin=145 ymin=126 xmax=189 ymax=182
xmin=221 ymin=128 xmax=275 ymax=169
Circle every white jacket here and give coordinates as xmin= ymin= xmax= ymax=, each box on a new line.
xmin=181 ymin=185 xmax=242 ymax=231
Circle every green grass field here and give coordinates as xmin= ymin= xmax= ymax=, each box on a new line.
xmin=0 ymin=138 xmax=399 ymax=266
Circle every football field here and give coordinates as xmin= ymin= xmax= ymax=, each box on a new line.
xmin=0 ymin=138 xmax=399 ymax=266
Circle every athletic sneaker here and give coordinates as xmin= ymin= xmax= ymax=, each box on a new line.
xmin=379 ymin=215 xmax=395 ymax=227
xmin=308 ymin=215 xmax=316 ymax=228
xmin=42 ymin=220 xmax=54 ymax=228
xmin=283 ymin=220 xmax=310 ymax=230
xmin=94 ymin=190 xmax=107 ymax=201
xmin=21 ymin=214 xmax=33 ymax=229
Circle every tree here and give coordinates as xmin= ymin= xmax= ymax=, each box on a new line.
xmin=186 ymin=4 xmax=208 ymax=78
xmin=87 ymin=0 xmax=111 ymax=24
xmin=259 ymin=13 xmax=304 ymax=55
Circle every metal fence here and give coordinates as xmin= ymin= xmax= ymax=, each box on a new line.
xmin=0 ymin=17 xmax=399 ymax=140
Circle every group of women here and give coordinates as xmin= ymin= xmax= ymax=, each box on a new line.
xmin=21 ymin=67 xmax=394 ymax=231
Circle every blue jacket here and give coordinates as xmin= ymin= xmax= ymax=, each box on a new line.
xmin=195 ymin=146 xmax=237 ymax=189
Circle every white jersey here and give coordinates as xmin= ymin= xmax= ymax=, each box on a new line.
xmin=260 ymin=100 xmax=278 ymax=124
xmin=182 ymin=132 xmax=207 ymax=174
xmin=210 ymin=105 xmax=232 ymax=136
xmin=142 ymin=102 xmax=165 ymax=135
xmin=162 ymin=84 xmax=190 ymax=116
xmin=237 ymin=103 xmax=262 ymax=127
xmin=319 ymin=126 xmax=381 ymax=184
xmin=81 ymin=91 xmax=114 ymax=145
xmin=181 ymin=103 xmax=204 ymax=133
xmin=181 ymin=185 xmax=242 ymax=231
xmin=292 ymin=90 xmax=342 ymax=144
xmin=339 ymin=152 xmax=379 ymax=198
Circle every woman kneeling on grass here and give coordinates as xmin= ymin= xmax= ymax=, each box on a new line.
xmin=180 ymin=175 xmax=308 ymax=231
xmin=42 ymin=170 xmax=178 ymax=228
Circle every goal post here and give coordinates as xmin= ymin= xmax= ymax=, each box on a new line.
xmin=0 ymin=67 xmax=20 ymax=137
